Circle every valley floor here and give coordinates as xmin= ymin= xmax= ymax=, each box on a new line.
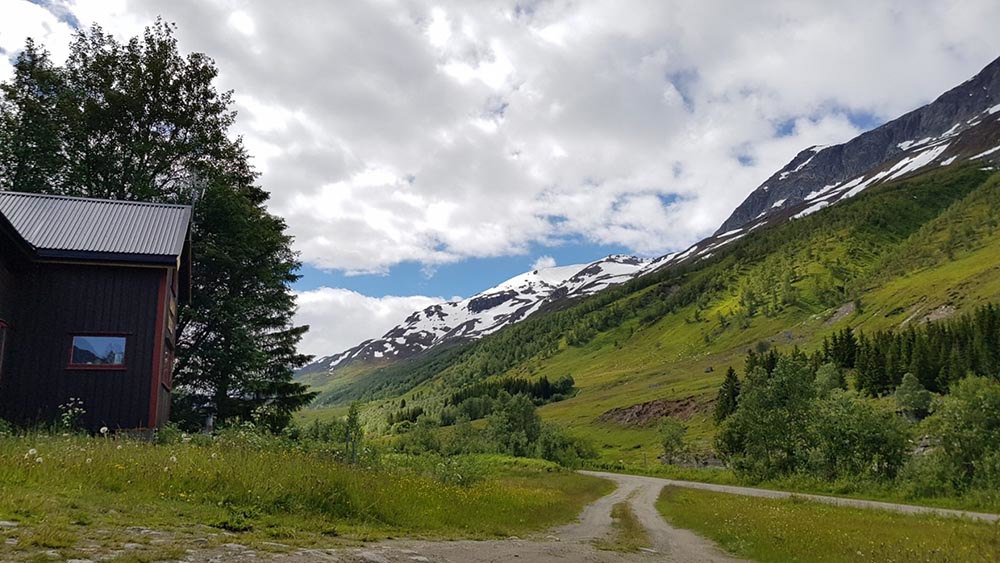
xmin=16 ymin=470 xmax=995 ymax=563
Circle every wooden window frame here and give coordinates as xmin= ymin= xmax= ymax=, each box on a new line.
xmin=66 ymin=332 xmax=130 ymax=371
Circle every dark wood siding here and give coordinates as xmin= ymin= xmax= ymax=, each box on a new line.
xmin=0 ymin=232 xmax=22 ymax=323
xmin=0 ymin=262 xmax=167 ymax=430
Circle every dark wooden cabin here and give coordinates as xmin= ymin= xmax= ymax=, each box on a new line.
xmin=0 ymin=192 xmax=191 ymax=431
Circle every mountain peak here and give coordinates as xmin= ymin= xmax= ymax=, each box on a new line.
xmin=716 ymin=55 xmax=1000 ymax=234
xmin=299 ymin=253 xmax=651 ymax=375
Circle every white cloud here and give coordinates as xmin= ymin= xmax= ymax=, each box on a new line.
xmin=531 ymin=255 xmax=556 ymax=270
xmin=6 ymin=1 xmax=999 ymax=274
xmin=293 ymin=288 xmax=443 ymax=357
xmin=5 ymin=0 xmax=1000 ymax=356
xmin=0 ymin=1 xmax=75 ymax=80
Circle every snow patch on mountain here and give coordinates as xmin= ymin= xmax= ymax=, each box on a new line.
xmin=299 ymin=254 xmax=652 ymax=374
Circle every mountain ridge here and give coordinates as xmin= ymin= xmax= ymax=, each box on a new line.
xmin=299 ymin=55 xmax=1000 ymax=386
xmin=716 ymin=55 xmax=1000 ymax=234
xmin=299 ymin=254 xmax=652 ymax=375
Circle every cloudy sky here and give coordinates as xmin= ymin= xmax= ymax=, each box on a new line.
xmin=3 ymin=0 xmax=1000 ymax=357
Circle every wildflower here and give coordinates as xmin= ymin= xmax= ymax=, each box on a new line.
xmin=28 ymin=448 xmax=37 ymax=456
xmin=85 ymin=458 xmax=92 ymax=464
xmin=35 ymin=457 xmax=43 ymax=463
xmin=169 ymin=456 xmax=177 ymax=463
xmin=100 ymin=426 xmax=109 ymax=435
xmin=116 ymin=445 xmax=123 ymax=450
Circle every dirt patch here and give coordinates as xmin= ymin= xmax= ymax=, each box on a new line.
xmin=597 ymin=397 xmax=709 ymax=426
xmin=922 ymin=304 xmax=957 ymax=324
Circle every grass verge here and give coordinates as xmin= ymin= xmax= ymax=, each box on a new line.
xmin=656 ymin=486 xmax=1000 ymax=562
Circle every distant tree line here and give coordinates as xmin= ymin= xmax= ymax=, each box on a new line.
xmin=386 ymin=375 xmax=575 ymax=429
xmin=821 ymin=304 xmax=1000 ymax=395
xmin=393 ymin=391 xmax=597 ymax=467
xmin=445 ymin=375 xmax=575 ymax=407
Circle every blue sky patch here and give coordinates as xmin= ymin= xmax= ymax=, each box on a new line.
xmin=27 ymin=0 xmax=81 ymax=29
xmin=293 ymin=239 xmax=639 ymax=298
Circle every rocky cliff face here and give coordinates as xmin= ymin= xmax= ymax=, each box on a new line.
xmin=717 ymin=56 xmax=1000 ymax=234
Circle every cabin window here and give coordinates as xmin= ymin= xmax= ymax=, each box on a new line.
xmin=68 ymin=335 xmax=127 ymax=368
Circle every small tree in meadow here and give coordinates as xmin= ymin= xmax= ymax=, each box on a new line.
xmin=658 ymin=417 xmax=687 ymax=463
xmin=344 ymin=402 xmax=363 ymax=464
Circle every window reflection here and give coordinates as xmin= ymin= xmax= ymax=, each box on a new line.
xmin=70 ymin=335 xmax=126 ymax=366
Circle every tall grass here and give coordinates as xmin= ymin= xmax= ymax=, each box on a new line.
xmin=0 ymin=433 xmax=610 ymax=559
xmin=657 ymin=486 xmax=1000 ymax=562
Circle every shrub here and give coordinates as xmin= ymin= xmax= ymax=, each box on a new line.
xmin=895 ymin=373 xmax=932 ymax=420
xmin=808 ymin=390 xmax=910 ymax=480
xmin=716 ymin=355 xmax=816 ymax=479
xmin=658 ymin=418 xmax=688 ymax=463
xmin=534 ymin=423 xmax=597 ymax=467
xmin=486 ymin=392 xmax=541 ymax=458
xmin=924 ymin=376 xmax=1000 ymax=489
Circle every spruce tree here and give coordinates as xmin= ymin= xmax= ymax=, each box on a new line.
xmin=714 ymin=367 xmax=741 ymax=423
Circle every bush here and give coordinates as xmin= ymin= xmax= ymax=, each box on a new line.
xmin=923 ymin=376 xmax=1000 ymax=489
xmin=895 ymin=373 xmax=932 ymax=420
xmin=534 ymin=424 xmax=597 ymax=467
xmin=808 ymin=390 xmax=910 ymax=480
xmin=486 ymin=392 xmax=541 ymax=458
xmin=394 ymin=416 xmax=442 ymax=454
xmin=716 ymin=355 xmax=816 ymax=479
xmin=658 ymin=418 xmax=688 ymax=463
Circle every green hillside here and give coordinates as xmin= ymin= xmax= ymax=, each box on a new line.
xmin=303 ymin=163 xmax=1000 ymax=463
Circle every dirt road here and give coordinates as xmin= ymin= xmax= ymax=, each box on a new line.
xmin=326 ymin=471 xmax=740 ymax=563
xmin=578 ymin=470 xmax=1000 ymax=523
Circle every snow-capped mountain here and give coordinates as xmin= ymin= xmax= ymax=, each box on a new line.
xmin=717 ymin=55 xmax=1000 ymax=235
xmin=299 ymin=55 xmax=1000 ymax=379
xmin=299 ymin=255 xmax=651 ymax=374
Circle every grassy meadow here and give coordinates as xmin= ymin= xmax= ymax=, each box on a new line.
xmin=656 ymin=486 xmax=1000 ymax=562
xmin=0 ymin=432 xmax=611 ymax=562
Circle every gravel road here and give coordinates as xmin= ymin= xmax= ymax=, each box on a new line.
xmin=326 ymin=471 xmax=740 ymax=563
xmin=579 ymin=470 xmax=1000 ymax=523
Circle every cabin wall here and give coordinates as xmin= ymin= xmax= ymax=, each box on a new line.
xmin=0 ymin=262 xmax=168 ymax=430
xmin=0 ymin=232 xmax=22 ymax=323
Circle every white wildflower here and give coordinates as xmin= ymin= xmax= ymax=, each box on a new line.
xmin=28 ymin=448 xmax=37 ymax=456
xmin=100 ymin=426 xmax=109 ymax=435
xmin=169 ymin=456 xmax=177 ymax=463
xmin=34 ymin=457 xmax=42 ymax=463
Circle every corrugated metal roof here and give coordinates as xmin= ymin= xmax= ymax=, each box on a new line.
xmin=0 ymin=191 xmax=191 ymax=260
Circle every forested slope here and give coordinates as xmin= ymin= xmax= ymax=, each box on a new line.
xmin=309 ymin=163 xmax=1000 ymax=462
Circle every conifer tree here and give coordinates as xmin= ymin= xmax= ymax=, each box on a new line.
xmin=714 ymin=367 xmax=741 ymax=423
